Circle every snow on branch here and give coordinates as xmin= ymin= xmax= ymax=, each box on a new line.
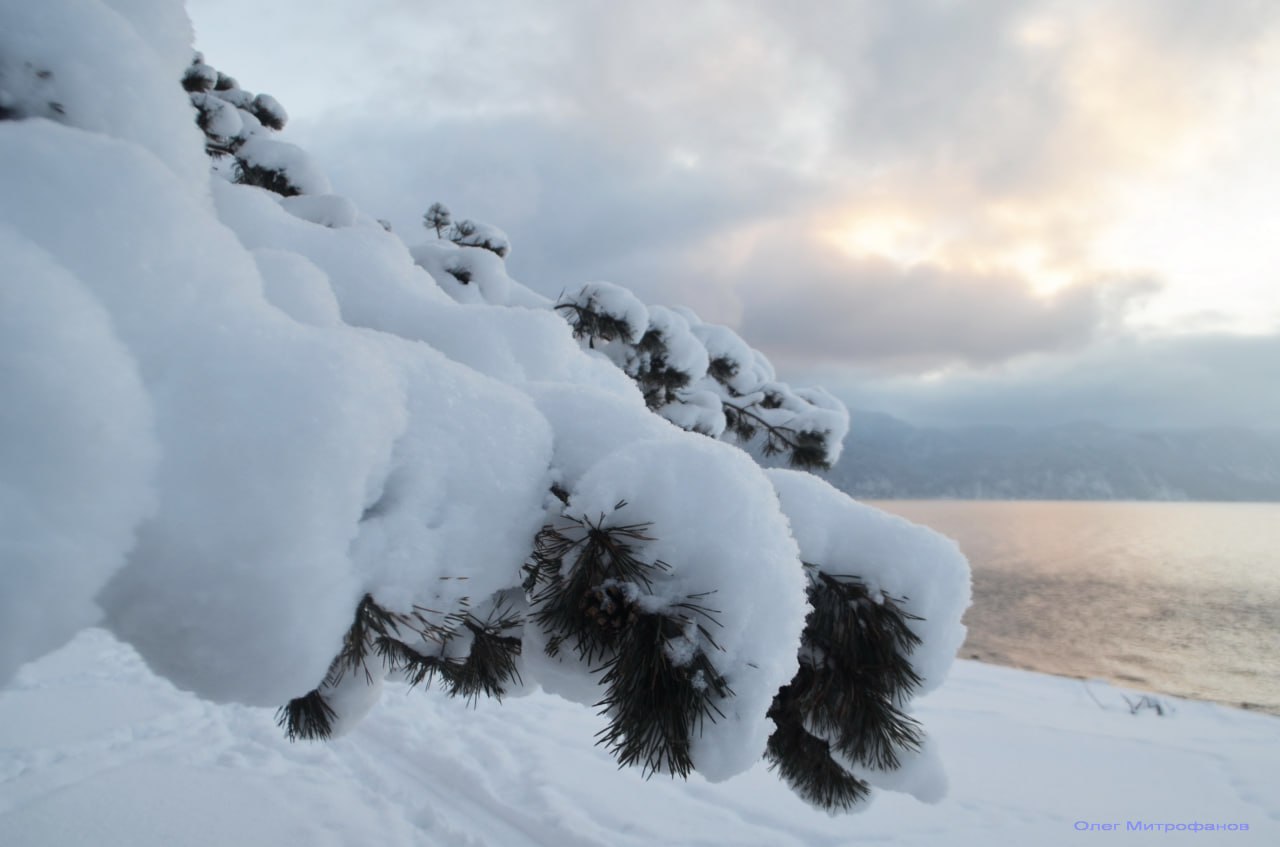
xmin=551 ymin=286 xmax=849 ymax=470
xmin=525 ymin=506 xmax=731 ymax=778
xmin=0 ymin=12 xmax=969 ymax=817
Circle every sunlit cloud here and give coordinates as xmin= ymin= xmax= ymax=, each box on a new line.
xmin=187 ymin=0 xmax=1280 ymax=426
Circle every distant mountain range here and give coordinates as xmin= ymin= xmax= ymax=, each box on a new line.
xmin=824 ymin=412 xmax=1280 ymax=501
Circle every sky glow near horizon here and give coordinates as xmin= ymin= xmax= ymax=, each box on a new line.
xmin=187 ymin=0 xmax=1280 ymax=429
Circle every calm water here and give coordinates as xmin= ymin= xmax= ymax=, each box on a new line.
xmin=869 ymin=501 xmax=1280 ymax=714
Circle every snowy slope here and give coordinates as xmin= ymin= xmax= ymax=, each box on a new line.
xmin=1 ymin=629 xmax=1275 ymax=846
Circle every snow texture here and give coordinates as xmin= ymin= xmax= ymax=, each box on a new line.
xmin=645 ymin=304 xmax=710 ymax=380
xmin=0 ymin=0 xmax=207 ymax=188
xmin=0 ymin=226 xmax=157 ymax=684
xmin=449 ymin=218 xmax=510 ymax=257
xmin=236 ymin=136 xmax=332 ymax=194
xmin=766 ymin=468 xmax=971 ymax=697
xmin=410 ymin=239 xmax=513 ymax=305
xmin=565 ymin=438 xmax=808 ymax=781
xmin=564 ymin=281 xmax=651 ymax=343
xmin=279 ymin=193 xmax=359 ymax=228
xmin=695 ymin=322 xmax=769 ymax=395
xmin=0 ymin=0 xmax=966 ymax=804
xmin=2 ymin=630 xmax=1277 ymax=847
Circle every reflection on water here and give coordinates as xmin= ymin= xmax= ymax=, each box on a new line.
xmin=868 ymin=500 xmax=1280 ymax=714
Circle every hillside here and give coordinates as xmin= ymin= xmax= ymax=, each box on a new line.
xmin=828 ymin=413 xmax=1280 ymax=501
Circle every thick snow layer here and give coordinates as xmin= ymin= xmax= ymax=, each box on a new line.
xmin=658 ymin=388 xmax=727 ymax=436
xmin=342 ymin=329 xmax=554 ymax=618
xmin=694 ymin=322 xmax=768 ymax=394
xmin=789 ymin=384 xmax=851 ymax=463
xmin=0 ymin=227 xmax=157 ymax=685
xmin=521 ymin=383 xmax=667 ymax=484
xmin=251 ymin=247 xmax=343 ymax=327
xmin=564 ymin=281 xmax=651 ymax=343
xmin=251 ymin=92 xmax=286 ymax=127
xmin=279 ymin=193 xmax=359 ymax=228
xmin=766 ymin=469 xmax=971 ymax=697
xmin=0 ymin=0 xmax=208 ymax=188
xmin=1 ymin=0 xmax=959 ymax=804
xmin=190 ymin=90 xmax=243 ymax=139
xmin=410 ymin=239 xmax=513 ymax=305
xmin=564 ymin=438 xmax=808 ymax=781
xmin=0 ymin=121 xmax=410 ymax=705
xmin=1 ymin=630 xmax=1276 ymax=846
xmin=449 ymin=218 xmax=511 ymax=257
xmin=236 ymin=136 xmax=332 ymax=194
xmin=520 ymin=384 xmax=806 ymax=776
xmin=214 ymin=182 xmax=633 ymax=393
xmin=645 ymin=304 xmax=710 ymax=380
xmin=765 ymin=469 xmax=971 ymax=800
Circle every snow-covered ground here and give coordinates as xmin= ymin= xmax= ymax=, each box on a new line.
xmin=1 ymin=629 xmax=1275 ymax=846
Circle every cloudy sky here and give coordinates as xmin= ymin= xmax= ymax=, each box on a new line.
xmin=188 ymin=0 xmax=1280 ymax=429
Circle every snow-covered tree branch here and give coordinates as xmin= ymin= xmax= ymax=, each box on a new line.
xmin=0 ymin=0 xmax=969 ymax=815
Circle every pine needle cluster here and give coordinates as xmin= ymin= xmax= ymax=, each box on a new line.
xmin=277 ymin=593 xmax=522 ymax=741
xmin=557 ymin=296 xmax=841 ymax=470
xmin=183 ymin=54 xmax=303 ymax=196
xmin=555 ymin=300 xmax=640 ymax=347
xmin=721 ymin=397 xmax=830 ymax=471
xmin=766 ymin=568 xmax=924 ymax=812
xmin=622 ymin=324 xmax=690 ymax=409
xmin=525 ymin=506 xmax=730 ymax=777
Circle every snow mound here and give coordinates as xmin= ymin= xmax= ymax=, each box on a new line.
xmin=0 ymin=226 xmax=157 ymax=683
xmin=0 ymin=0 xmax=971 ymax=809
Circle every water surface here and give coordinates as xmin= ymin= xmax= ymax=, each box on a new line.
xmin=868 ymin=500 xmax=1280 ymax=713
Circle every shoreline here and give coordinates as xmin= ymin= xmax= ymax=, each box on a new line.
xmin=960 ymin=650 xmax=1280 ymax=717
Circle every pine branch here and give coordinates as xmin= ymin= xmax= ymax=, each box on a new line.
xmin=276 ymin=689 xmax=338 ymax=742
xmin=277 ymin=593 xmax=523 ymax=742
xmin=706 ymin=355 xmax=739 ymax=386
xmin=721 ymin=399 xmax=832 ymax=471
xmin=629 ymin=327 xmax=693 ymax=409
xmin=233 ymin=159 xmax=302 ymax=197
xmin=594 ymin=610 xmax=730 ymax=778
xmin=799 ymin=571 xmax=923 ymax=771
xmin=554 ymin=301 xmax=639 ymax=346
xmin=526 ymin=506 xmax=732 ymax=778
xmin=443 ymin=608 xmax=524 ymax=704
xmin=526 ymin=509 xmax=667 ymax=665
xmin=766 ymin=670 xmax=871 ymax=811
xmin=764 ymin=567 xmax=926 ymax=811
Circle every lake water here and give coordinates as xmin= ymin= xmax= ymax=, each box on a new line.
xmin=868 ymin=500 xmax=1280 ymax=714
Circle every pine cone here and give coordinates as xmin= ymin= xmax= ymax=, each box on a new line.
xmin=580 ymin=585 xmax=638 ymax=632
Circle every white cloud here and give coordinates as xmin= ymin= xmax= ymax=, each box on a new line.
xmin=186 ymin=0 xmax=1280 ymax=427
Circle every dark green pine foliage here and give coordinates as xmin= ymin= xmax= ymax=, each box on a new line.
xmin=555 ymin=300 xmax=640 ymax=348
xmin=183 ymin=54 xmax=303 ymax=197
xmin=277 ymin=593 xmax=523 ymax=742
xmin=629 ymin=324 xmax=695 ymax=412
xmin=720 ymin=388 xmax=831 ymax=472
xmin=556 ymin=291 xmax=837 ymax=471
xmin=705 ymin=356 xmax=833 ymax=473
xmin=523 ymin=505 xmax=730 ymax=777
xmin=423 ymin=202 xmax=452 ymax=237
xmin=447 ymin=219 xmax=510 ymax=258
xmin=765 ymin=568 xmax=924 ymax=812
